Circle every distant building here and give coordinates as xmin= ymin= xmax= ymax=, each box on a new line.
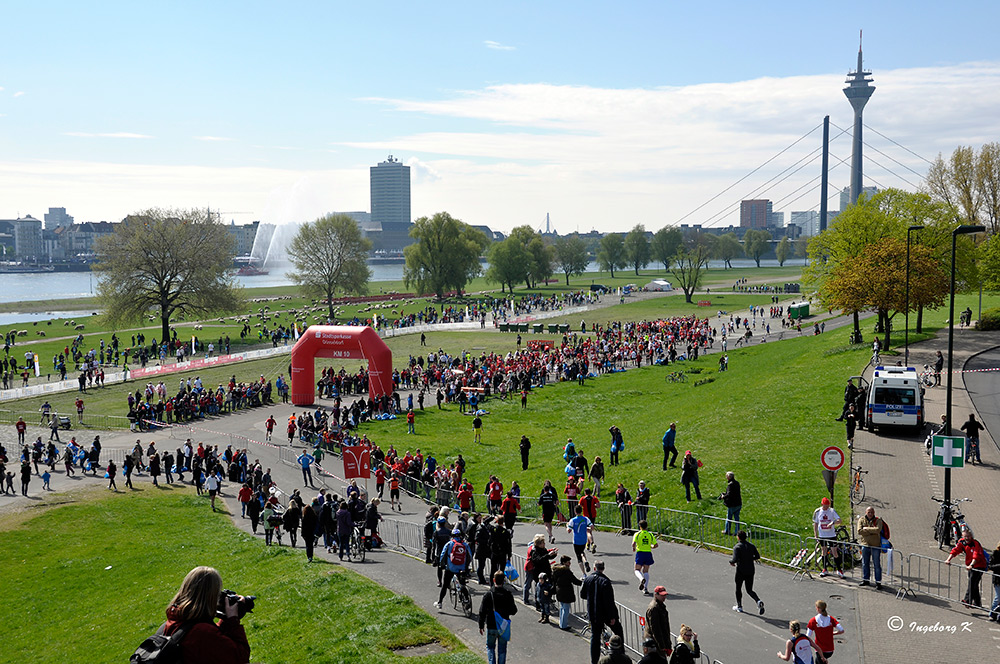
xmin=370 ymin=155 xmax=411 ymax=226
xmin=13 ymin=216 xmax=44 ymax=262
xmin=840 ymin=185 xmax=877 ymax=211
xmin=226 ymin=220 xmax=260 ymax=257
xmin=740 ymin=200 xmax=772 ymax=229
xmin=61 ymin=221 xmax=117 ymax=258
xmin=789 ymin=211 xmax=820 ymax=237
xmin=768 ymin=210 xmax=784 ymax=229
xmin=43 ymin=207 xmax=74 ymax=230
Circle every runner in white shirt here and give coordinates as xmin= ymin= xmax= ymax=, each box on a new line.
xmin=812 ymin=497 xmax=842 ymax=578
xmin=206 ymin=473 xmax=221 ymax=512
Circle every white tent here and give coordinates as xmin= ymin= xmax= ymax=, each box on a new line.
xmin=646 ymin=279 xmax=673 ymax=291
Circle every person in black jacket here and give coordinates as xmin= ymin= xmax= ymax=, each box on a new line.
xmin=730 ymin=530 xmax=764 ymax=614
xmin=519 ymin=435 xmax=531 ymax=470
xmin=490 ymin=521 xmax=512 ymax=580
xmin=479 ymin=570 xmax=517 ymax=664
xmin=282 ymin=501 xmax=301 ymax=548
xmin=719 ymin=472 xmax=742 ymax=535
xmin=581 ymin=560 xmax=623 ymax=664
xmin=300 ymin=499 xmax=318 ymax=562
xmin=550 ymin=555 xmax=582 ymax=630
xmin=988 ymin=540 xmax=1000 ymax=622
xmin=475 ymin=515 xmax=493 ymax=584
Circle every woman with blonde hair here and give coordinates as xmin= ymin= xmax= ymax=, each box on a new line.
xmin=777 ymin=619 xmax=826 ymax=664
xmin=668 ymin=624 xmax=700 ymax=663
xmin=161 ymin=566 xmax=251 ymax=664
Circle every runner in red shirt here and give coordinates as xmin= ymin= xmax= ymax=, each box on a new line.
xmin=15 ymin=417 xmax=27 ymax=444
xmin=806 ymin=600 xmax=843 ymax=660
xmin=578 ymin=487 xmax=600 ymax=553
xmin=264 ymin=415 xmax=276 ymax=442
xmin=389 ymin=473 xmax=401 ymax=511
xmin=75 ymin=398 xmax=85 ymax=424
xmin=375 ymin=466 xmax=387 ymax=499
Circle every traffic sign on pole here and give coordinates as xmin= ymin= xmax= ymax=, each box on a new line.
xmin=821 ymin=446 xmax=845 ymax=472
xmin=931 ymin=435 xmax=965 ymax=468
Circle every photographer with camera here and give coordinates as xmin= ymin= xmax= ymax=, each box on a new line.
xmin=157 ymin=566 xmax=252 ymax=664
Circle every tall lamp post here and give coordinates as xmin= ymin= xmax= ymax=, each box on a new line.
xmin=944 ymin=224 xmax=985 ymax=503
xmin=904 ymin=224 xmax=924 ymax=367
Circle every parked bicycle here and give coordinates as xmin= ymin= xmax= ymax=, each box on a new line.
xmin=849 ymin=466 xmax=868 ymax=503
xmin=919 ymin=364 xmax=935 ymax=388
xmin=932 ymin=496 xmax=971 ymax=549
xmin=834 ymin=524 xmax=863 ymax=568
xmin=665 ymin=371 xmax=686 ymax=383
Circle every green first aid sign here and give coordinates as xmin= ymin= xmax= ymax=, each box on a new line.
xmin=932 ymin=435 xmax=965 ymax=468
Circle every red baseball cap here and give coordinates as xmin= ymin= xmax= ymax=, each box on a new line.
xmin=653 ymin=585 xmax=668 ymax=596
xmin=821 ymin=497 xmax=831 ymax=506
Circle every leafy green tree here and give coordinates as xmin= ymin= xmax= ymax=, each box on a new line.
xmin=775 ymin=236 xmax=791 ymax=266
xmin=287 ymin=213 xmax=372 ymax=320
xmin=506 ymin=225 xmax=552 ymax=288
xmin=624 ymin=224 xmax=651 ymax=275
xmin=94 ymin=208 xmax=242 ymax=345
xmin=554 ymin=234 xmax=589 ymax=285
xmin=486 ymin=237 xmax=529 ymax=294
xmin=403 ymin=212 xmax=489 ymax=299
xmin=713 ymin=232 xmax=742 ymax=269
xmin=650 ymin=227 xmax=682 ymax=272
xmin=597 ymin=233 xmax=627 ymax=278
xmin=742 ymin=229 xmax=772 ymax=267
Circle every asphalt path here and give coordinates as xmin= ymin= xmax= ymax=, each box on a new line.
xmin=964 ymin=346 xmax=1000 ymax=456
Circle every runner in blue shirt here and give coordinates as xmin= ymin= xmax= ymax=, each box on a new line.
xmin=567 ymin=504 xmax=593 ymax=574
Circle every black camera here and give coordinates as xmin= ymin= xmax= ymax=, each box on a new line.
xmin=216 ymin=589 xmax=256 ymax=619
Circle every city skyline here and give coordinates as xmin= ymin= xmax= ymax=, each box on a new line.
xmin=2 ymin=2 xmax=1000 ymax=233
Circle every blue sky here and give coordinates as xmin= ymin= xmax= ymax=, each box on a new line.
xmin=3 ymin=1 xmax=1000 ymax=232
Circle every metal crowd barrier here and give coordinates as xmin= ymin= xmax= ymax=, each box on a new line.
xmin=380 ymin=517 xmax=426 ymax=554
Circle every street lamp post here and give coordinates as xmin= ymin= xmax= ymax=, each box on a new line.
xmin=904 ymin=224 xmax=924 ymax=367
xmin=944 ymin=224 xmax=985 ymax=503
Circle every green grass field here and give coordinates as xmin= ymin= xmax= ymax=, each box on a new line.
xmin=0 ymin=488 xmax=478 ymax=664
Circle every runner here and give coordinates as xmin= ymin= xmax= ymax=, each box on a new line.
xmin=632 ymin=519 xmax=658 ymax=595
xmin=264 ymin=415 xmax=276 ymax=442
xmin=567 ymin=504 xmax=593 ymax=575
xmin=806 ymin=600 xmax=844 ymax=662
xmin=389 ymin=472 xmax=401 ymax=511
xmin=579 ymin=487 xmax=599 ymax=553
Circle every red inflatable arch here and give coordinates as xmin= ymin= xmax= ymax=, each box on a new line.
xmin=289 ymin=325 xmax=393 ymax=406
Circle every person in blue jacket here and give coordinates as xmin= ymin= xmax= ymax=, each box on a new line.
xmin=662 ymin=423 xmax=678 ymax=470
xmin=434 ymin=528 xmax=469 ymax=610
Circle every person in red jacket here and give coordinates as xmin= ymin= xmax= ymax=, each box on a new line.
xmin=500 ymin=491 xmax=520 ymax=530
xmin=161 ymin=566 xmax=250 ymax=664
xmin=945 ymin=526 xmax=990 ymax=607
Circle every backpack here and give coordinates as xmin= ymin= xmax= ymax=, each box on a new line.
xmin=880 ymin=519 xmax=890 ymax=540
xmin=449 ymin=540 xmax=467 ymax=566
xmin=130 ymin=621 xmax=193 ymax=664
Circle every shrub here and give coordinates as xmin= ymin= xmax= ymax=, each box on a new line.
xmin=976 ymin=307 xmax=1000 ymax=331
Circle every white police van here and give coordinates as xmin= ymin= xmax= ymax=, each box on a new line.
xmin=866 ymin=366 xmax=924 ymax=432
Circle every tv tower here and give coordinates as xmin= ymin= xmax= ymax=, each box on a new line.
xmin=843 ymin=31 xmax=875 ymax=206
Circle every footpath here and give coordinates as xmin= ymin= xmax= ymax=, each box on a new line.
xmin=848 ymin=325 xmax=1000 ymax=663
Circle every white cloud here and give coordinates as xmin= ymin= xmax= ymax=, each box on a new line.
xmin=484 ymin=40 xmax=515 ymax=51
xmin=64 ymin=131 xmax=153 ymax=139
xmin=13 ymin=91 xmax=25 ymax=97
xmin=195 ymin=135 xmax=234 ymax=142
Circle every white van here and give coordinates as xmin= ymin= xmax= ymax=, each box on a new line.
xmin=866 ymin=366 xmax=924 ymax=431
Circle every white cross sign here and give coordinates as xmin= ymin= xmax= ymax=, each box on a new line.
xmin=932 ymin=435 xmax=965 ymax=468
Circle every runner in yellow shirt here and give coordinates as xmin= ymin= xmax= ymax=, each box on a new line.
xmin=632 ymin=519 xmax=659 ymax=595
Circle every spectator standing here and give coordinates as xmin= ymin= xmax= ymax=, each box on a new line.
xmin=856 ymin=506 xmax=885 ymax=590
xmin=812 ymin=498 xmax=842 ymax=578
xmin=845 ymin=406 xmax=857 ymax=450
xmin=806 ymin=600 xmax=844 ymax=662
xmin=945 ymin=526 xmax=989 ymax=607
xmin=644 ymin=585 xmax=672 ymax=660
xmin=599 ymin=634 xmax=631 ymax=664
xmin=297 ymin=449 xmax=315 ymax=488
xmin=988 ymin=540 xmax=1000 ymax=622
xmin=301 ymin=499 xmax=318 ymax=562
xmin=680 ymin=451 xmax=701 ymax=501
xmin=720 ymin=471 xmax=742 ymax=535
xmin=616 ymin=483 xmax=633 ymax=532
xmin=519 ymin=435 xmax=531 ymax=470
xmin=581 ymin=560 xmax=623 ymax=664
xmin=668 ymin=625 xmax=700 ymax=664
xmin=730 ymin=530 xmax=764 ymax=614
xmin=590 ymin=456 xmax=605 ymax=497
xmin=933 ymin=350 xmax=944 ymax=386
xmin=478 ymin=570 xmax=517 ymax=664
xmin=635 ymin=481 xmax=650 ymax=523
xmin=551 ymin=554 xmax=582 ymax=630
xmin=661 ymin=423 xmax=678 ymax=469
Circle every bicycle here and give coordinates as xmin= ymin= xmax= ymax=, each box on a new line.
xmin=350 ymin=524 xmax=367 ymax=562
xmin=849 ymin=466 xmax=868 ymax=503
xmin=834 ymin=525 xmax=863 ymax=569
xmin=870 ymin=350 xmax=881 ymax=368
xmin=665 ymin=371 xmax=686 ymax=383
xmin=449 ymin=570 xmax=473 ymax=618
xmin=932 ymin=496 xmax=971 ymax=549
xmin=919 ymin=364 xmax=935 ymax=388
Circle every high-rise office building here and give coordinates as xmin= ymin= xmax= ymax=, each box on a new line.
xmin=44 ymin=207 xmax=74 ymax=230
xmin=740 ymin=199 xmax=772 ymax=229
xmin=839 ymin=185 xmax=878 ymax=211
xmin=370 ymin=155 xmax=411 ymax=226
